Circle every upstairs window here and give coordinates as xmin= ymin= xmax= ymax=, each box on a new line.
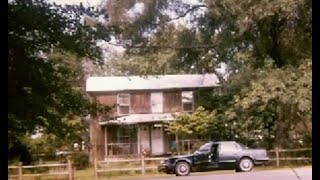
xmin=182 ymin=91 xmax=194 ymax=112
xmin=117 ymin=94 xmax=130 ymax=115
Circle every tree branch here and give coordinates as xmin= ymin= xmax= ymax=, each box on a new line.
xmin=169 ymin=4 xmax=208 ymax=21
xmin=107 ymin=42 xmax=216 ymax=50
xmin=212 ymin=68 xmax=226 ymax=84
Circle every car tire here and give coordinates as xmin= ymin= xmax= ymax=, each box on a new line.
xmin=237 ymin=157 xmax=254 ymax=172
xmin=175 ymin=161 xmax=191 ymax=176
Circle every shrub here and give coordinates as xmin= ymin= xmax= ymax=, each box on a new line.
xmin=70 ymin=152 xmax=89 ymax=170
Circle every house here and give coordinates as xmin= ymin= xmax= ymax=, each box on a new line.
xmin=85 ymin=74 xmax=220 ymax=161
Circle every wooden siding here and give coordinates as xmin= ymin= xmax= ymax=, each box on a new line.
xmin=93 ymin=88 xmax=204 ymax=116
xmin=130 ymin=92 xmax=151 ymax=114
xmin=163 ymin=90 xmax=182 ymax=113
xmin=96 ymin=94 xmax=117 ymax=117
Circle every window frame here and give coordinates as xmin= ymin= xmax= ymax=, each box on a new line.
xmin=181 ymin=91 xmax=194 ymax=112
xmin=219 ymin=142 xmax=238 ymax=153
xmin=117 ymin=93 xmax=131 ymax=115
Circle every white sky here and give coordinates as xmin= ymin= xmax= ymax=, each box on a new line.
xmin=49 ymin=0 xmax=227 ymax=75
xmin=48 ymin=0 xmax=101 ymax=7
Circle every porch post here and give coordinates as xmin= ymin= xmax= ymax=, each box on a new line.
xmin=104 ymin=125 xmax=108 ymax=159
xmin=161 ymin=123 xmax=165 ymax=154
xmin=148 ymin=124 xmax=152 ymax=155
xmin=175 ymin=134 xmax=180 ymax=155
xmin=137 ymin=124 xmax=141 ymax=154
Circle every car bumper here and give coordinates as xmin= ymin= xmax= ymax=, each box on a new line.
xmin=158 ymin=163 xmax=175 ymax=174
xmin=254 ymin=158 xmax=269 ymax=165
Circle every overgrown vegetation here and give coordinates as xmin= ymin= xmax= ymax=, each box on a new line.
xmin=99 ymin=0 xmax=312 ymax=149
xmin=8 ymin=0 xmax=111 ymax=163
xmin=9 ymin=0 xmax=311 ymax=169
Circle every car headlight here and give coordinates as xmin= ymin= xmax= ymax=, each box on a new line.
xmin=160 ymin=160 xmax=169 ymax=164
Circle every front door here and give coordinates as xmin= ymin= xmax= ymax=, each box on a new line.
xmin=193 ymin=142 xmax=213 ymax=168
xmin=151 ymin=124 xmax=164 ymax=155
xmin=139 ymin=125 xmax=150 ymax=154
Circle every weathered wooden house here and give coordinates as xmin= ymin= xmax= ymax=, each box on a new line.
xmin=85 ymin=74 xmax=219 ymax=161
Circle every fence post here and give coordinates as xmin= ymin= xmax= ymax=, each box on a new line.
xmin=141 ymin=154 xmax=145 ymax=175
xmin=18 ymin=162 xmax=22 ymax=180
xmin=94 ymin=158 xmax=98 ymax=179
xmin=68 ymin=159 xmax=73 ymax=180
xmin=275 ymin=146 xmax=280 ymax=167
xmin=175 ymin=134 xmax=180 ymax=155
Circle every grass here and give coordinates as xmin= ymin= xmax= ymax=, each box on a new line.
xmin=74 ymin=165 xmax=312 ymax=180
xmin=8 ymin=161 xmax=311 ymax=180
xmin=8 ymin=165 xmax=312 ymax=180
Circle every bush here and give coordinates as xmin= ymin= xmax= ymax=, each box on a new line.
xmin=70 ymin=152 xmax=89 ymax=170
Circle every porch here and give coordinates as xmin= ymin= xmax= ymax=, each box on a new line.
xmin=103 ymin=123 xmax=174 ymax=158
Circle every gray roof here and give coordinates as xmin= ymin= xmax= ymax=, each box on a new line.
xmin=99 ymin=113 xmax=175 ymax=125
xmin=86 ymin=74 xmax=219 ymax=92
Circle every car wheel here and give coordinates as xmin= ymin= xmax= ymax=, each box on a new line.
xmin=175 ymin=161 xmax=191 ymax=176
xmin=237 ymin=158 xmax=254 ymax=172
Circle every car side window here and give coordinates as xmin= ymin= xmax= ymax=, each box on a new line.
xmin=220 ymin=142 xmax=238 ymax=153
xmin=198 ymin=142 xmax=213 ymax=152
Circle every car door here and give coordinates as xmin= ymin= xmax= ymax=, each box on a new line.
xmin=193 ymin=142 xmax=213 ymax=166
xmin=218 ymin=142 xmax=239 ymax=169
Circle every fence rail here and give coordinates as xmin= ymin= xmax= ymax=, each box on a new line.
xmin=95 ymin=147 xmax=311 ymax=177
xmin=95 ymin=155 xmax=166 ymax=178
xmin=8 ymin=159 xmax=74 ymax=180
xmin=268 ymin=147 xmax=311 ymax=167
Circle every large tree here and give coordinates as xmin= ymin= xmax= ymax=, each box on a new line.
xmin=100 ymin=0 xmax=311 ymax=75
xmin=8 ymin=0 xmax=111 ymax=161
xmin=98 ymin=0 xmax=312 ymax=148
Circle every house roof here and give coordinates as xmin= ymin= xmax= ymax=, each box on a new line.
xmin=99 ymin=113 xmax=175 ymax=125
xmin=86 ymin=74 xmax=219 ymax=92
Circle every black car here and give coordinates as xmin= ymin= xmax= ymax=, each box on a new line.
xmin=158 ymin=141 xmax=269 ymax=176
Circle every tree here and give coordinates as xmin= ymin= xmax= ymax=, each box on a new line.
xmin=165 ymin=106 xmax=216 ymax=137
xmin=99 ymin=0 xmax=311 ymax=76
xmin=98 ymin=0 xmax=312 ymax=148
xmin=8 ymin=0 xmax=111 ymax=161
xmin=226 ymin=60 xmax=312 ymax=148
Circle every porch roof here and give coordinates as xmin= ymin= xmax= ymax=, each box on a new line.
xmin=99 ymin=113 xmax=175 ymax=125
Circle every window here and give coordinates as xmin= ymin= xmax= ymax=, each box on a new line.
xmin=220 ymin=142 xmax=238 ymax=153
xmin=182 ymin=91 xmax=194 ymax=112
xmin=117 ymin=126 xmax=134 ymax=143
xmin=237 ymin=143 xmax=249 ymax=149
xmin=198 ymin=142 xmax=213 ymax=151
xmin=117 ymin=94 xmax=130 ymax=115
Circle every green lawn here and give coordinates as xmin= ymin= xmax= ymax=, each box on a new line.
xmin=74 ymin=165 xmax=312 ymax=180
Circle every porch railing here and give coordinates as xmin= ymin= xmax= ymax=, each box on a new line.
xmin=106 ymin=143 xmax=138 ymax=156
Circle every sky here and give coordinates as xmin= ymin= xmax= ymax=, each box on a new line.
xmin=48 ymin=0 xmax=101 ymax=7
xmin=49 ymin=0 xmax=227 ymax=75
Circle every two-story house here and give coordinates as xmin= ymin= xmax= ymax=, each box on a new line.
xmin=86 ymin=74 xmax=219 ymax=161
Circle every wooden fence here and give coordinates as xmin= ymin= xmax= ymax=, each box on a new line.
xmin=95 ymin=155 xmax=165 ymax=178
xmin=268 ymin=147 xmax=312 ymax=167
xmin=94 ymin=147 xmax=311 ymax=177
xmin=8 ymin=159 xmax=74 ymax=180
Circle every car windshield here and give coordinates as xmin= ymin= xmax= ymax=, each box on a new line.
xmin=197 ymin=142 xmax=213 ymax=151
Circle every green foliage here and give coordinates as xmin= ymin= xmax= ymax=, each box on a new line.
xmin=70 ymin=152 xmax=90 ymax=170
xmin=103 ymin=0 xmax=311 ymax=75
xmin=226 ymin=60 xmax=312 ymax=148
xmin=100 ymin=0 xmax=312 ymax=148
xmin=8 ymin=0 xmax=112 ymax=160
xmin=165 ymin=106 xmax=216 ymax=136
